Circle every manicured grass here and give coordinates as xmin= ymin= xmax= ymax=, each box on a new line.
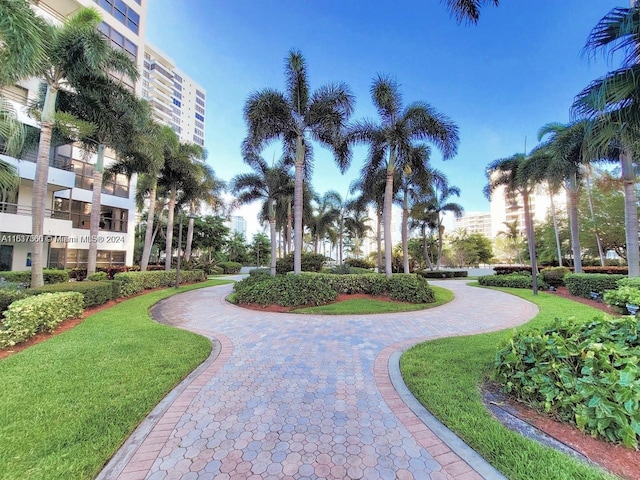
xmin=0 ymin=279 xmax=232 ymax=480
xmin=401 ymin=287 xmax=617 ymax=480
xmin=293 ymin=285 xmax=454 ymax=314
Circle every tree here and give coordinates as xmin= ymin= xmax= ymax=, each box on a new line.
xmin=449 ymin=230 xmax=493 ymax=267
xmin=350 ymin=75 xmax=459 ymax=277
xmin=225 ymin=231 xmax=248 ymax=264
xmin=249 ymin=233 xmax=270 ymax=267
xmin=485 ymin=153 xmax=540 ymax=294
xmin=443 ymin=0 xmax=500 ymax=24
xmin=496 ymin=219 xmax=525 ymax=264
xmin=243 ymin=49 xmax=354 ymax=275
xmin=231 ymin=151 xmax=292 ymax=276
xmin=309 ymin=190 xmax=341 ymax=255
xmin=572 ymin=3 xmax=640 ymax=276
xmin=30 ymin=7 xmax=138 ymax=287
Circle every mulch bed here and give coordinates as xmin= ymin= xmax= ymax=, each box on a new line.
xmin=548 ymin=286 xmax=621 ymax=316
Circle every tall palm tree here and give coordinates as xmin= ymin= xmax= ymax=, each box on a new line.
xmin=30 ymin=7 xmax=138 ymax=287
xmin=231 ymin=155 xmax=292 ymax=276
xmin=309 ymin=190 xmax=342 ymax=254
xmin=350 ymin=75 xmax=459 ymax=277
xmin=427 ymin=171 xmax=464 ymax=270
xmin=243 ymin=49 xmax=354 ymax=274
xmin=443 ymin=0 xmax=500 ymax=24
xmin=572 ymin=3 xmax=640 ymax=276
xmin=485 ymin=153 xmax=539 ymax=294
xmin=343 ymin=201 xmax=372 ymax=260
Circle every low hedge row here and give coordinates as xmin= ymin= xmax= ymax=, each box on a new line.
xmin=417 ymin=270 xmax=468 ymax=279
xmin=28 ymin=281 xmax=115 ymax=308
xmin=0 ymin=292 xmax=83 ymax=348
xmin=0 ymin=269 xmax=69 ymax=285
xmin=540 ymin=267 xmax=571 ymax=287
xmin=115 ymin=270 xmax=205 ymax=297
xmin=276 ymin=253 xmax=327 ymax=274
xmin=478 ymin=273 xmax=547 ymax=289
xmin=564 ymin=273 xmax=625 ymax=298
xmin=218 ymin=262 xmax=242 ymax=274
xmin=0 ymin=286 xmax=27 ymax=314
xmin=493 ymin=266 xmax=538 ymax=275
xmin=495 ymin=315 xmax=640 ymax=448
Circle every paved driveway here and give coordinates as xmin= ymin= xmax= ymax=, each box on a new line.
xmin=101 ymin=280 xmax=537 ymax=480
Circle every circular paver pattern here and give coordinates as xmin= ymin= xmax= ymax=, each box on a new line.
xmin=105 ymin=280 xmax=537 ymax=480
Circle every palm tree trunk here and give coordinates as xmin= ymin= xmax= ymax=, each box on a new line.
xmin=522 ymin=192 xmax=539 ymax=295
xmin=376 ymin=209 xmax=383 ymax=272
xmin=30 ymin=86 xmax=58 ymax=288
xmin=294 ymin=137 xmax=304 ymax=275
xmin=287 ymin=200 xmax=292 ymax=254
xmin=422 ymin=226 xmax=433 ymax=270
xmin=87 ymin=144 xmax=106 ymax=277
xmin=269 ymin=199 xmax=277 ymax=277
xmin=567 ymin=174 xmax=582 ymax=273
xmin=402 ymin=189 xmax=410 ymax=273
xmin=140 ymin=181 xmax=157 ymax=271
xmin=585 ymin=167 xmax=605 ymax=266
xmin=621 ymin=150 xmax=639 ymax=277
xmin=339 ymin=215 xmax=344 ymax=265
xmin=436 ymin=220 xmax=444 ymax=270
xmin=165 ymin=188 xmax=176 ymax=271
xmin=184 ymin=203 xmax=196 ymax=262
xmin=383 ymin=167 xmax=394 ymax=278
xmin=548 ymin=187 xmax=563 ymax=267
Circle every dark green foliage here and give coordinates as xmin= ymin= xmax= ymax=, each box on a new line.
xmin=87 ymin=272 xmax=108 ymax=281
xmin=388 ymin=275 xmax=435 ymax=303
xmin=218 ymin=261 xmax=242 ymax=274
xmin=233 ymin=275 xmax=337 ymax=307
xmin=209 ymin=266 xmax=224 ymax=275
xmin=0 ymin=286 xmax=27 ymax=314
xmin=276 ymin=253 xmax=326 ymax=274
xmin=28 ymin=281 xmax=113 ymax=308
xmin=564 ymin=273 xmax=625 ymax=298
xmin=493 ymin=266 xmax=537 ymax=275
xmin=479 ymin=273 xmax=547 ymax=289
xmin=344 ymin=258 xmax=374 ymax=269
xmin=541 ymin=267 xmax=571 ymax=287
xmin=233 ymin=269 xmax=272 ymax=293
xmin=315 ymin=273 xmax=390 ymax=296
xmin=329 ymin=264 xmax=353 ymax=275
xmin=582 ymin=266 xmax=628 ymax=275
xmin=495 ymin=315 xmax=640 ymax=448
xmin=115 ymin=270 xmax=205 ymax=297
xmin=0 ymin=270 xmax=69 ymax=284
xmin=417 ymin=270 xmax=468 ymax=279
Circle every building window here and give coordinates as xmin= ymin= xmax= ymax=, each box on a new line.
xmin=195 ymin=112 xmax=204 ymax=122
xmin=195 ymin=120 xmax=204 ymax=130
xmin=54 ymin=198 xmax=128 ymax=232
xmin=144 ymin=52 xmax=150 ymax=60
xmin=174 ymin=74 xmax=183 ymax=83
xmin=150 ymin=63 xmax=173 ymax=79
xmin=173 ymin=90 xmax=182 ymax=99
xmin=172 ymin=98 xmax=181 ymax=107
xmin=196 ymin=90 xmax=205 ymax=99
xmin=72 ymin=161 xmax=129 ymax=198
xmin=172 ymin=106 xmax=181 ymax=114
xmin=194 ymin=128 xmax=204 ymax=137
xmin=195 ymin=105 xmax=205 ymax=115
xmin=193 ymin=135 xmax=204 ymax=146
xmin=49 ymin=248 xmax=126 ymax=269
xmin=98 ymin=22 xmax=138 ymax=62
xmin=173 ymin=82 xmax=182 ymax=91
xmin=94 ymin=0 xmax=140 ymax=34
xmin=195 ymin=97 xmax=205 ymax=107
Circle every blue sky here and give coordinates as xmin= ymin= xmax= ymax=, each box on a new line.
xmin=146 ymin=0 xmax=620 ymax=232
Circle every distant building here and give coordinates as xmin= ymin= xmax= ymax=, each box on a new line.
xmin=227 ymin=216 xmax=247 ymax=239
xmin=454 ymin=212 xmax=492 ymax=238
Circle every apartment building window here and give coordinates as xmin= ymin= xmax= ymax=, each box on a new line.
xmin=0 ymin=185 xmax=18 ymax=213
xmin=173 ymin=82 xmax=182 ymax=91
xmin=143 ymin=80 xmax=149 ymax=88
xmin=49 ymin=248 xmax=126 ymax=269
xmin=193 ymin=135 xmax=204 ymax=146
xmin=54 ymin=199 xmax=128 ymax=232
xmin=94 ymin=0 xmax=140 ymax=34
xmin=174 ymin=74 xmax=183 ymax=83
xmin=196 ymin=90 xmax=205 ymax=99
xmin=73 ymin=161 xmax=129 ymax=197
xmin=150 ymin=63 xmax=173 ymax=80
xmin=195 ymin=97 xmax=205 ymax=108
xmin=142 ymin=89 xmax=149 ymax=98
xmin=194 ymin=128 xmax=204 ymax=137
xmin=195 ymin=120 xmax=204 ymax=130
xmin=144 ymin=52 xmax=150 ymax=60
xmin=143 ymin=61 xmax=150 ymax=70
xmin=172 ymin=98 xmax=181 ymax=107
xmin=173 ymin=90 xmax=182 ymax=99
xmin=195 ymin=112 xmax=204 ymax=122
xmin=171 ymin=124 xmax=181 ymax=134
xmin=172 ymin=106 xmax=181 ymax=114
xmin=98 ymin=22 xmax=138 ymax=62
xmin=195 ymin=106 xmax=205 ymax=115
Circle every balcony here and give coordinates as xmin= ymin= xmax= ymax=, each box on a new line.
xmin=0 ymin=203 xmax=73 ymax=236
xmin=0 ymin=150 xmax=76 ymax=190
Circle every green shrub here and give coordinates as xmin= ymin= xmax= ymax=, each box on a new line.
xmin=344 ymin=258 xmax=374 ymax=269
xmin=218 ymin=261 xmax=242 ymax=274
xmin=28 ymin=281 xmax=113 ymax=308
xmin=417 ymin=270 xmax=468 ymax=279
xmin=495 ymin=315 xmax=640 ymax=448
xmin=582 ymin=266 xmax=628 ymax=275
xmin=618 ymin=277 xmax=640 ymax=289
xmin=350 ymin=266 xmax=375 ymax=275
xmin=478 ymin=273 xmax=546 ymax=289
xmin=0 ymin=292 xmax=84 ymax=348
xmin=233 ymin=275 xmax=337 ymax=307
xmin=388 ymin=274 xmax=435 ymax=303
xmin=0 ymin=269 xmax=69 ymax=285
xmin=0 ymin=284 xmax=27 ymax=314
xmin=233 ymin=269 xmax=272 ymax=293
xmin=541 ymin=266 xmax=571 ymax=287
xmin=314 ymin=273 xmax=390 ymax=296
xmin=493 ymin=266 xmax=537 ymax=275
xmin=275 ymin=253 xmax=326 ymax=274
xmin=209 ymin=265 xmax=224 ymax=275
xmin=114 ymin=270 xmax=205 ymax=297
xmin=603 ymin=285 xmax=640 ymax=313
xmin=87 ymin=272 xmax=108 ymax=281
xmin=329 ymin=264 xmax=353 ymax=275
xmin=564 ymin=273 xmax=624 ymax=298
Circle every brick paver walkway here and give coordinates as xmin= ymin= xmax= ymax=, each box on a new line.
xmin=100 ymin=280 xmax=537 ymax=480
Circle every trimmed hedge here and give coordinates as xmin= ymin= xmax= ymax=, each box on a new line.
xmin=388 ymin=275 xmax=435 ymax=303
xmin=0 ymin=286 xmax=27 ymax=314
xmin=344 ymin=258 xmax=374 ymax=269
xmin=564 ymin=273 xmax=625 ymax=299
xmin=583 ymin=266 xmax=628 ymax=275
xmin=0 ymin=292 xmax=84 ymax=348
xmin=493 ymin=266 xmax=538 ymax=275
xmin=28 ymin=281 xmax=114 ymax=308
xmin=541 ymin=266 xmax=571 ymax=287
xmin=114 ymin=270 xmax=205 ymax=297
xmin=418 ymin=270 xmax=468 ymax=279
xmin=478 ymin=273 xmax=547 ymax=289
xmin=310 ymin=273 xmax=390 ymax=296
xmin=218 ymin=261 xmax=242 ymax=274
xmin=0 ymin=269 xmax=69 ymax=285
xmin=276 ymin=253 xmax=326 ymax=274
xmin=233 ymin=274 xmax=337 ymax=307
xmin=495 ymin=315 xmax=640 ymax=448
xmin=87 ymin=272 xmax=108 ymax=281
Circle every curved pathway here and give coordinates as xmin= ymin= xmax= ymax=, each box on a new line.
xmin=100 ymin=280 xmax=537 ymax=480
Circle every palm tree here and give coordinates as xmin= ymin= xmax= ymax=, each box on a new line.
xmin=427 ymin=171 xmax=464 ymax=270
xmin=350 ymin=75 xmax=459 ymax=278
xmin=443 ymin=0 xmax=500 ymax=24
xmin=485 ymin=153 xmax=539 ymax=294
xmin=572 ymin=3 xmax=640 ymax=276
xmin=309 ymin=190 xmax=342 ymax=255
xmin=30 ymin=7 xmax=138 ymax=287
xmin=343 ymin=201 xmax=372 ymax=260
xmin=243 ymin=49 xmax=354 ymax=274
xmin=497 ymin=219 xmax=524 ymax=264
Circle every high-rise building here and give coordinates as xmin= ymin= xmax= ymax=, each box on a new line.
xmin=454 ymin=212 xmax=493 ymax=238
xmin=0 ymin=0 xmax=147 ymax=271
xmin=227 ymin=216 xmax=247 ymax=239
xmin=142 ymin=44 xmax=206 ymax=146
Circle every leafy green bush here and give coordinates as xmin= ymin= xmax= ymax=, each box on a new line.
xmin=115 ymin=270 xmax=205 ymax=297
xmin=0 ymin=269 xmax=69 ymax=285
xmin=493 ymin=266 xmax=537 ymax=275
xmin=209 ymin=265 xmax=223 ymax=275
xmin=276 ymin=253 xmax=326 ymax=274
xmin=0 ymin=292 xmax=84 ymax=348
xmin=564 ymin=273 xmax=625 ymax=298
xmin=478 ymin=273 xmax=546 ymax=289
xmin=87 ymin=272 xmax=108 ymax=281
xmin=344 ymin=258 xmax=374 ymax=269
xmin=28 ymin=281 xmax=113 ymax=308
xmin=233 ymin=275 xmax=337 ymax=307
xmin=583 ymin=266 xmax=628 ymax=275
xmin=314 ymin=273 xmax=390 ymax=296
xmin=218 ymin=261 xmax=242 ymax=274
xmin=603 ymin=285 xmax=640 ymax=313
xmin=541 ymin=266 xmax=571 ymax=287
xmin=495 ymin=315 xmax=640 ymax=448
xmin=328 ymin=264 xmax=353 ymax=275
xmin=388 ymin=275 xmax=435 ymax=303
xmin=0 ymin=284 xmax=26 ymax=314
xmin=618 ymin=277 xmax=640 ymax=289
xmin=417 ymin=270 xmax=468 ymax=279
xmin=233 ymin=269 xmax=272 ymax=293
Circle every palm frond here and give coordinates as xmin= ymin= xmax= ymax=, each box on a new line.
xmin=404 ymin=101 xmax=459 ymax=159
xmin=442 ymin=0 xmax=499 ymax=25
xmin=370 ymin=74 xmax=402 ymax=124
xmin=285 ymin=49 xmax=310 ymax=116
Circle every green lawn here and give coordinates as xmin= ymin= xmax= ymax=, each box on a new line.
xmin=293 ymin=285 xmax=454 ymax=314
xmin=0 ymin=279 xmax=232 ymax=480
xmin=401 ymin=287 xmax=618 ymax=480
